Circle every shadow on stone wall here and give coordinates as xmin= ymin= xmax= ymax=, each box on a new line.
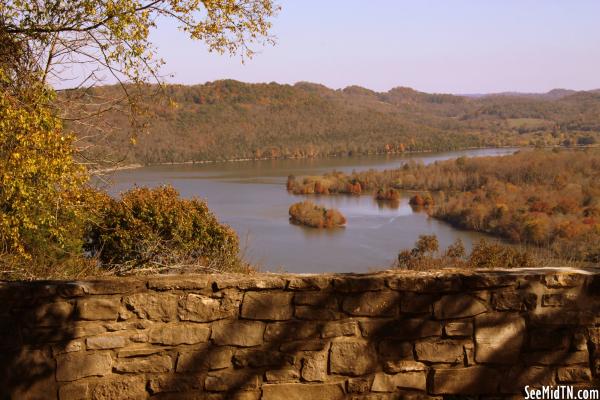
xmin=1 ymin=269 xmax=599 ymax=399
xmin=0 ymin=281 xmax=81 ymax=399
xmin=153 ymin=270 xmax=600 ymax=398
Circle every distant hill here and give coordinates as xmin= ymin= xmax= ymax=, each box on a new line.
xmin=462 ymin=88 xmax=600 ymax=100
xmin=67 ymin=81 xmax=600 ymax=166
xmin=480 ymin=88 xmax=578 ymax=100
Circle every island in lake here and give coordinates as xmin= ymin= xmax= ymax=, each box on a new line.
xmin=289 ymin=201 xmax=346 ymax=228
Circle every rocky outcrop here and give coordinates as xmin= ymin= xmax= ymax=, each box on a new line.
xmin=1 ymin=268 xmax=599 ymax=399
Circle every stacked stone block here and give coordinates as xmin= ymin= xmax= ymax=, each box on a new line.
xmin=0 ymin=268 xmax=599 ymax=399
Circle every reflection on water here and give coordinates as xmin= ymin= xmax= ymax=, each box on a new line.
xmin=375 ymin=199 xmax=401 ymax=211
xmin=107 ymin=148 xmax=518 ymax=273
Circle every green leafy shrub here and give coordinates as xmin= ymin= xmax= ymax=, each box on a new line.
xmin=85 ymin=186 xmax=240 ymax=272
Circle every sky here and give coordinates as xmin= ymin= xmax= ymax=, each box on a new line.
xmin=149 ymin=0 xmax=600 ymax=94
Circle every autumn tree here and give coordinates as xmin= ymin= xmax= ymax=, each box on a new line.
xmin=2 ymin=0 xmax=278 ymax=161
xmin=0 ymin=0 xmax=278 ymax=278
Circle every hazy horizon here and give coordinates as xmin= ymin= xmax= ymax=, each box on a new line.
xmin=130 ymin=78 xmax=598 ymax=96
xmin=143 ymin=0 xmax=600 ymax=94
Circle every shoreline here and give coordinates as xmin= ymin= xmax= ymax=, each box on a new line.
xmin=93 ymin=145 xmax=523 ymax=173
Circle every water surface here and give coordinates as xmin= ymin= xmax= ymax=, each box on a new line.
xmin=107 ymin=148 xmax=517 ymax=273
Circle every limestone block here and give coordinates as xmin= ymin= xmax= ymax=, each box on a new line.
xmin=265 ymin=368 xmax=300 ymax=382
xmin=530 ymin=310 xmax=595 ymax=325
xmin=542 ymin=293 xmax=578 ymax=307
xmin=431 ymin=366 xmax=501 ymax=395
xmin=118 ymin=347 xmax=165 ymax=358
xmin=129 ymin=331 xmax=148 ymax=343
xmin=590 ymin=327 xmax=600 ymax=344
xmin=557 ymin=366 xmax=592 ymax=383
xmin=301 ymin=351 xmax=327 ymax=382
xmin=523 ymin=350 xmax=589 ymax=365
xmin=342 ymin=291 xmax=400 ymax=317
xmin=475 ymin=313 xmax=525 ymax=364
xmin=114 ymin=354 xmax=173 ymax=373
xmin=178 ymin=293 xmax=239 ymax=322
xmin=415 ymin=339 xmax=464 ymax=363
xmin=333 ymin=275 xmax=386 ymax=292
xmin=76 ymin=298 xmax=121 ymax=320
xmin=444 ymin=321 xmax=473 ymax=337
xmin=103 ymin=320 xmax=153 ymax=332
xmin=175 ymin=348 xmax=209 ymax=372
xmin=59 ymin=382 xmax=89 ymax=400
xmin=233 ymin=349 xmax=293 ymax=368
xmin=264 ymin=321 xmax=320 ymax=341
xmin=330 ymin=341 xmax=377 ymax=376
xmin=3 ymin=348 xmax=57 ymax=399
xmin=461 ymin=273 xmax=517 ymax=289
xmin=205 ymin=371 xmax=260 ymax=391
xmin=53 ymin=340 xmax=83 ymax=355
xmin=293 ymin=291 xmax=338 ymax=308
xmin=90 ymin=375 xmax=147 ymax=400
xmin=434 ymin=294 xmax=487 ymax=319
xmin=147 ymin=375 xmax=204 ymax=394
xmin=359 ymin=318 xmax=441 ymax=339
xmin=287 ymin=274 xmax=331 ymax=290
xmin=387 ymin=274 xmax=462 ymax=293
xmin=212 ymin=321 xmax=265 ymax=347
xmin=492 ymin=290 xmax=537 ymax=311
xmin=208 ymin=347 xmax=234 ymax=370
xmin=56 ymin=351 xmax=113 ymax=381
xmin=82 ymin=279 xmax=145 ymax=295
xmin=572 ymin=332 xmax=587 ymax=351
xmin=371 ymin=371 xmax=427 ymax=391
xmin=71 ymin=322 xmax=108 ymax=338
xmin=287 ymin=276 xmax=332 ymax=290
xmin=528 ymin=328 xmax=570 ymax=350
xmin=400 ymin=293 xmax=436 ymax=314
xmin=280 ymin=339 xmax=328 ymax=352
xmin=383 ymin=360 xmax=427 ymax=374
xmin=347 ymin=378 xmax=370 ymax=393
xmin=501 ymin=366 xmax=556 ymax=393
xmin=123 ymin=293 xmax=179 ymax=321
xmin=148 ymin=323 xmax=210 ymax=345
xmin=262 ymin=383 xmax=345 ymax=400
xmin=321 ymin=320 xmax=358 ymax=338
xmin=86 ymin=334 xmax=128 ymax=350
xmin=378 ymin=340 xmax=413 ymax=360
xmin=147 ymin=275 xmax=212 ymax=291
xmin=213 ymin=276 xmax=286 ymax=291
xmin=464 ymin=342 xmax=475 ymax=366
xmin=241 ymin=291 xmax=294 ymax=320
xmin=28 ymin=301 xmax=74 ymax=326
xmin=543 ymin=274 xmax=582 ymax=288
xmin=295 ymin=306 xmax=344 ymax=320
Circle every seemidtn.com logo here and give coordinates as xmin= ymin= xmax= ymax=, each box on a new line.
xmin=525 ymin=385 xmax=599 ymax=400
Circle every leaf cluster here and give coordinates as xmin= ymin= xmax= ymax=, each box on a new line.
xmin=84 ymin=186 xmax=241 ymax=272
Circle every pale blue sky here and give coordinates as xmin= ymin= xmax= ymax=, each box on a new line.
xmin=151 ymin=0 xmax=600 ymax=94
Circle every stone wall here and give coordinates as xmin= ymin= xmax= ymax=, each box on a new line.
xmin=1 ymin=268 xmax=599 ymax=399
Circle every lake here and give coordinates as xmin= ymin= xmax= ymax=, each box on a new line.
xmin=107 ymin=148 xmax=518 ymax=273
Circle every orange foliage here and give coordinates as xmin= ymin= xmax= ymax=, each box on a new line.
xmin=288 ymin=201 xmax=346 ymax=228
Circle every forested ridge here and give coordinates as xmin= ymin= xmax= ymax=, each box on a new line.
xmin=70 ymin=80 xmax=600 ymax=165
xmin=287 ymin=149 xmax=600 ymax=263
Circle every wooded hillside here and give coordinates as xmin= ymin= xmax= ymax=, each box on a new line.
xmin=69 ymin=80 xmax=600 ymax=165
